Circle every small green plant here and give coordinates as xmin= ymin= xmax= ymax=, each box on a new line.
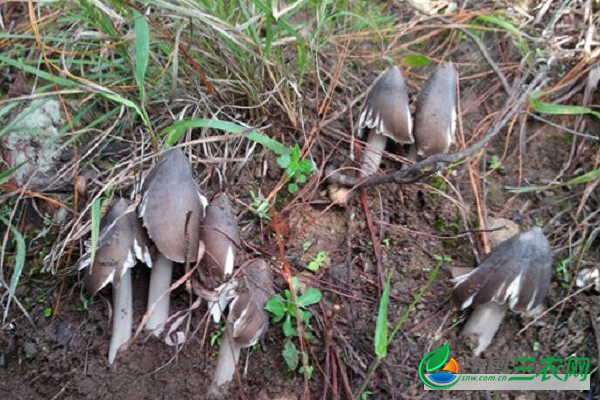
xmin=249 ymin=190 xmax=270 ymax=221
xmin=306 ymin=251 xmax=328 ymax=272
xmin=75 ymin=297 xmax=90 ymax=312
xmin=276 ymin=144 xmax=314 ymax=194
xmin=210 ymin=324 xmax=225 ymax=348
xmin=487 ymin=155 xmax=503 ymax=172
xmin=555 ymin=257 xmax=571 ymax=287
xmin=265 ymin=277 xmax=322 ymax=376
xmin=246 ymin=132 xmax=313 ymax=194
xmin=43 ymin=307 xmax=52 ymax=318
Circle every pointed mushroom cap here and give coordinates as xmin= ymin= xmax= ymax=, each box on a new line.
xmin=139 ymin=149 xmax=207 ymax=263
xmin=413 ymin=63 xmax=457 ymax=157
xmin=81 ymin=198 xmax=151 ymax=293
xmin=452 ymin=227 xmax=552 ymax=313
xmin=357 ymin=66 xmax=414 ymax=144
xmin=200 ymin=193 xmax=240 ymax=288
xmin=227 ymin=259 xmax=273 ymax=348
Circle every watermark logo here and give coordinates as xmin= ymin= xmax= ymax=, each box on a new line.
xmin=419 ymin=344 xmax=591 ymax=391
xmin=418 ymin=343 xmax=460 ymax=389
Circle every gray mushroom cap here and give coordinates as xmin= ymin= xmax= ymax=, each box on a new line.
xmin=200 ymin=193 xmax=240 ymax=289
xmin=357 ymin=66 xmax=414 ymax=144
xmin=138 ymin=148 xmax=207 ymax=263
xmin=80 ymin=198 xmax=151 ymax=293
xmin=452 ymin=227 xmax=552 ymax=313
xmin=228 ymin=259 xmax=273 ymax=347
xmin=413 ymin=63 xmax=457 ymax=157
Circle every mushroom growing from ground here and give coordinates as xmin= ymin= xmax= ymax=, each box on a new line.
xmin=78 ymin=198 xmax=152 ymax=363
xmin=139 ymin=148 xmax=208 ymax=333
xmin=199 ymin=193 xmax=240 ymax=322
xmin=413 ymin=63 xmax=457 ymax=157
xmin=452 ymin=226 xmax=552 ymax=356
xmin=209 ymin=259 xmax=273 ymax=394
xmin=357 ymin=66 xmax=413 ymax=176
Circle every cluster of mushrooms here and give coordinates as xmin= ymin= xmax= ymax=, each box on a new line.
xmin=78 ymin=62 xmax=554 ymax=391
xmin=78 ymin=148 xmax=272 ymax=392
xmin=351 ymin=64 xmax=553 ymax=355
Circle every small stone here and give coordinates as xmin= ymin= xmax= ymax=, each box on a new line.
xmin=23 ymin=342 xmax=37 ymax=359
xmin=0 ymin=353 xmax=6 ymax=367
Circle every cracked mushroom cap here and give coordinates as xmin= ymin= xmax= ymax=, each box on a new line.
xmin=200 ymin=193 xmax=240 ymax=288
xmin=139 ymin=148 xmax=207 ymax=263
xmin=80 ymin=198 xmax=152 ymax=293
xmin=452 ymin=227 xmax=552 ymax=313
xmin=413 ymin=63 xmax=457 ymax=157
xmin=357 ymin=66 xmax=414 ymax=144
xmin=228 ymin=259 xmax=273 ymax=348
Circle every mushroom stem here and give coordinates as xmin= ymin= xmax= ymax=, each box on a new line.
xmin=108 ymin=268 xmax=133 ymax=364
xmin=462 ymin=302 xmax=508 ymax=356
xmin=146 ymin=253 xmax=173 ymax=334
xmin=209 ymin=328 xmax=241 ymax=394
xmin=360 ymin=131 xmax=388 ymax=177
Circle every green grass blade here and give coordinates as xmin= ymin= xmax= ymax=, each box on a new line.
xmin=133 ymin=10 xmax=150 ymax=102
xmin=530 ymin=94 xmax=600 ymax=119
xmin=98 ymin=92 xmax=148 ymax=126
xmin=374 ymin=275 xmax=391 ymax=359
xmin=0 ymin=217 xmax=26 ymax=322
xmin=565 ymin=168 xmax=600 ymax=185
xmin=246 ymin=131 xmax=291 ymax=156
xmin=161 ymin=118 xmax=261 ymax=148
xmin=0 ymin=162 xmax=26 ymax=186
xmin=387 ymin=259 xmax=443 ymax=350
xmin=89 ymin=197 xmax=102 ymax=268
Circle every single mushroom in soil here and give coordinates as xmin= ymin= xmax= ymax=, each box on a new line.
xmin=138 ymin=148 xmax=208 ymax=334
xmin=198 ymin=193 xmax=241 ymax=322
xmin=452 ymin=226 xmax=552 ymax=356
xmin=357 ymin=65 xmax=413 ymax=176
xmin=78 ymin=198 xmax=152 ymax=364
xmin=412 ymin=63 xmax=458 ymax=158
xmin=209 ymin=259 xmax=273 ymax=395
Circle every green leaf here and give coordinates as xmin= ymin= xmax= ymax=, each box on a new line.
xmin=399 ymin=54 xmax=430 ymax=67
xmin=43 ymin=307 xmax=52 ymax=318
xmin=245 ymin=130 xmax=291 ymax=156
xmin=0 ymin=217 xmax=26 ymax=322
xmin=287 ymin=183 xmax=298 ymax=193
xmin=89 ymin=197 xmax=102 ymax=268
xmin=529 ymin=93 xmax=600 ymax=119
xmin=295 ymin=174 xmax=307 ymax=184
xmin=290 ymin=277 xmax=300 ymax=294
xmin=282 ymin=314 xmax=297 ymax=337
xmin=374 ymin=275 xmax=391 ymax=359
xmin=424 ymin=343 xmax=450 ymax=373
xmin=265 ymin=296 xmax=286 ymax=317
xmin=277 ymin=154 xmax=292 ymax=169
xmin=297 ymin=288 xmax=322 ymax=307
xmin=132 ymin=10 xmax=149 ymax=101
xmin=161 ymin=118 xmax=260 ymax=148
xmin=298 ymin=159 xmax=313 ymax=174
xmin=282 ymin=339 xmax=300 ymax=370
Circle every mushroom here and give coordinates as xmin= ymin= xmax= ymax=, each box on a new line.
xmin=138 ymin=148 xmax=208 ymax=333
xmin=452 ymin=226 xmax=552 ymax=356
xmin=357 ymin=66 xmax=413 ymax=176
xmin=199 ymin=193 xmax=241 ymax=322
xmin=78 ymin=198 xmax=152 ymax=363
xmin=413 ymin=63 xmax=457 ymax=157
xmin=209 ymin=259 xmax=273 ymax=393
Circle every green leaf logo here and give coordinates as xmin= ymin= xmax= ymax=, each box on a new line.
xmin=425 ymin=343 xmax=450 ymax=372
xmin=418 ymin=343 xmax=459 ymax=390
